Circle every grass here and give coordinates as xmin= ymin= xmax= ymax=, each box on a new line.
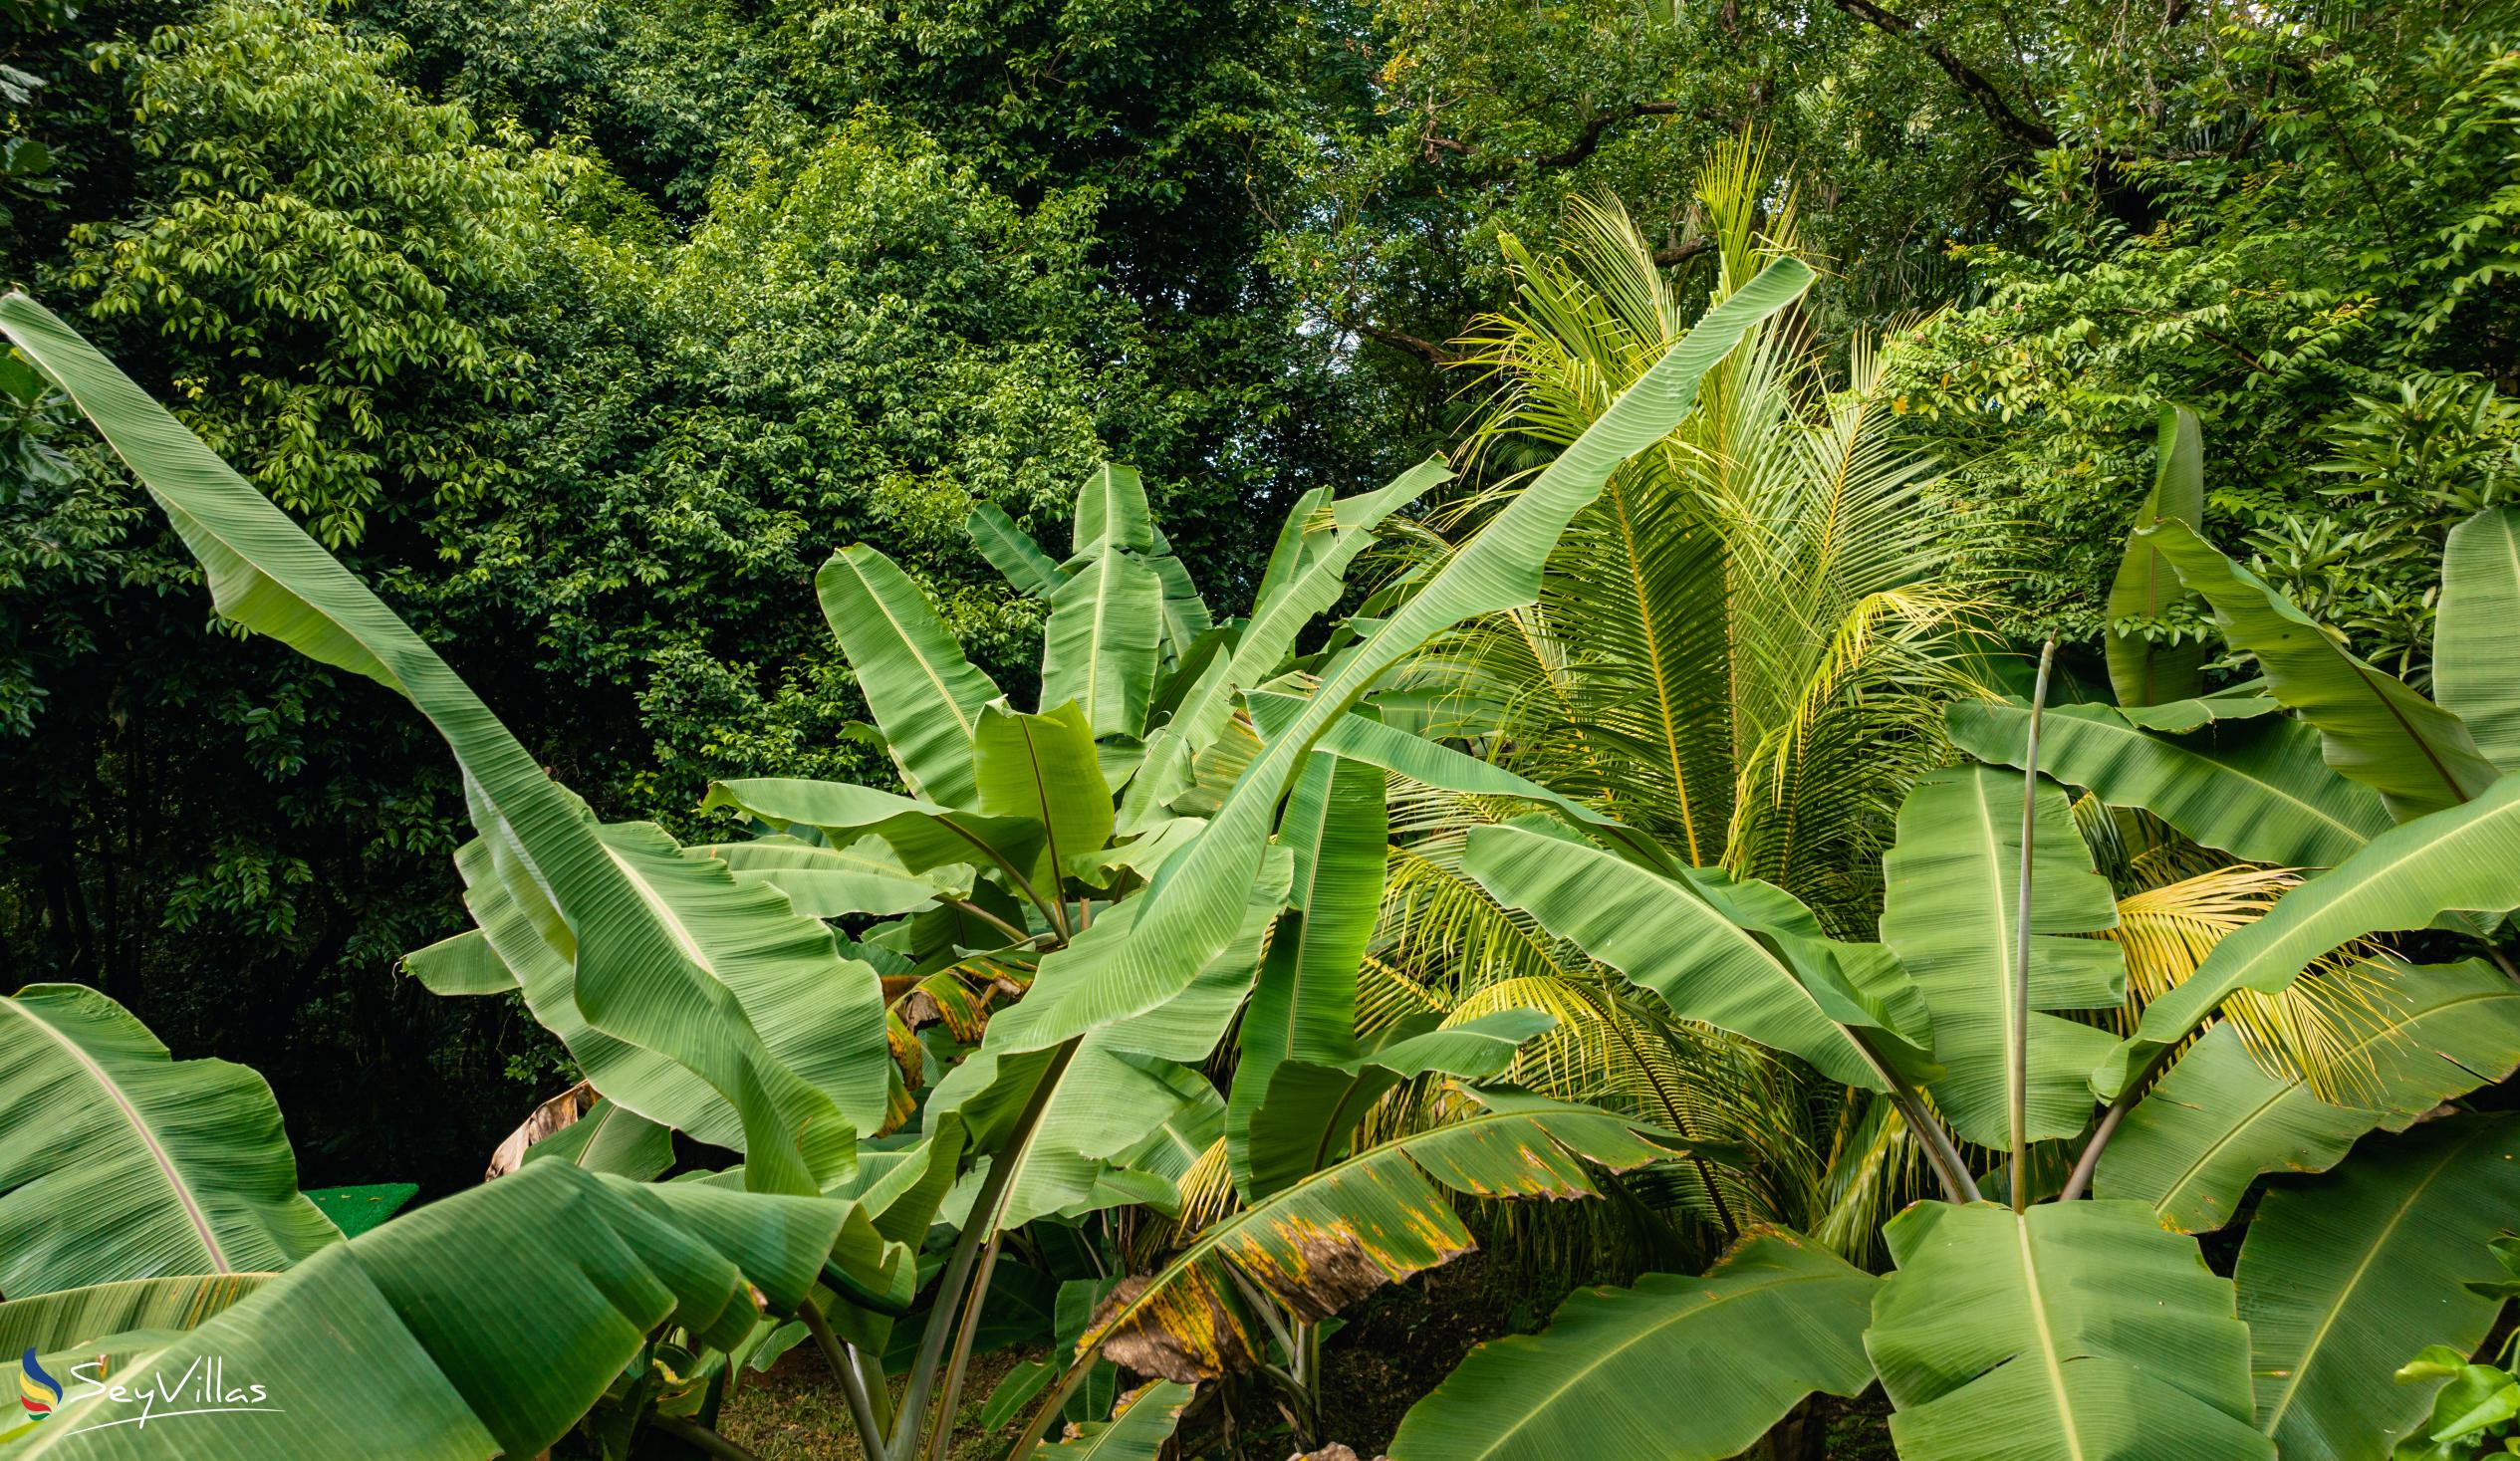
xmin=719 ymin=1345 xmax=1041 ymax=1461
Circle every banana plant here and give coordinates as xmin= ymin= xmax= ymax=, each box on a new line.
xmin=1385 ymin=413 xmax=2520 ymax=1461
xmin=0 ymin=258 xmax=1811 ymax=1461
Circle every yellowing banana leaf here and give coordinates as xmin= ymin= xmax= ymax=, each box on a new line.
xmin=1948 ymin=703 xmax=2392 ymax=871
xmin=2435 ymin=506 xmax=2520 ymax=772
xmin=2238 ymin=1114 xmax=2520 ymax=1460
xmin=2097 ymin=960 xmax=2520 ymax=1232
xmin=1462 ymin=820 xmax=1937 ymax=1091
xmin=1868 ymin=1199 xmax=2270 ymax=1460
xmin=1038 ymin=1379 xmax=1193 ymax=1461
xmin=1386 ymin=1230 xmax=1879 ymax=1461
xmin=1082 ymin=1090 xmax=1680 ymax=1382
xmin=0 ymin=294 xmax=864 ymax=1196
xmin=816 ymin=543 xmax=1003 ymax=809
xmin=2101 ymin=770 xmax=2520 ymax=1098
xmin=2138 ymin=519 xmax=2499 ymax=819
xmin=2105 ymin=405 xmax=2208 ymax=706
xmin=0 ymin=984 xmax=339 ymax=1299
xmin=1880 ymin=766 xmax=2125 ymax=1147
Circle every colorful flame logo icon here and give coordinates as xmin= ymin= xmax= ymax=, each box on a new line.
xmin=18 ymin=1348 xmax=61 ymax=1420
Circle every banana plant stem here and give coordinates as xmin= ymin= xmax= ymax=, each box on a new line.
xmin=924 ymin=1232 xmax=1004 ymax=1461
xmin=650 ymin=1415 xmax=767 ymax=1461
xmin=2011 ymin=635 xmax=2058 ymax=1213
xmin=803 ymin=1302 xmax=886 ymax=1461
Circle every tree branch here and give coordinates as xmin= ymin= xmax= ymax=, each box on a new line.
xmin=1349 ymin=320 xmax=1455 ymax=368
xmin=1829 ymin=0 xmax=2058 ymax=150
xmin=1422 ymin=100 xmax=1702 ymax=175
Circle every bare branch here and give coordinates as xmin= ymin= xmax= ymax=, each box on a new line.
xmin=1829 ymin=0 xmax=2059 ymax=150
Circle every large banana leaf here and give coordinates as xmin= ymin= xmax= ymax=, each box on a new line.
xmin=1083 ymin=1090 xmax=1680 ymax=1382
xmin=2237 ymin=1114 xmax=2520 ymax=1461
xmin=700 ymin=778 xmax=1046 ymax=887
xmin=967 ymin=501 xmax=1064 ymax=598
xmin=699 ymin=836 xmax=968 ymax=919
xmin=2097 ymin=960 xmax=2520 ymax=1232
xmin=1240 ymin=1009 xmax=1553 ymax=1200
xmin=1880 ymin=767 xmax=2125 ymax=1146
xmin=0 ymin=293 xmax=864 ymax=1195
xmin=985 ymin=259 xmax=1814 ymax=1058
xmin=1042 ymin=550 xmax=1163 ymax=740
xmin=0 ymin=984 xmax=338 ymax=1299
xmin=972 ymin=702 xmax=1115 ymax=886
xmin=1385 ymin=1231 xmax=1879 ymax=1461
xmin=1039 ymin=1380 xmax=1193 ymax=1461
xmin=2435 ymin=506 xmax=2520 ymax=771
xmin=4 ymin=1161 xmax=894 ymax=1459
xmin=1072 ymin=463 xmax=1154 ymax=557
xmin=1227 ymin=749 xmax=1386 ymax=1194
xmin=1867 ymin=1199 xmax=2271 ymax=1460
xmin=2106 ymin=405 xmax=2208 ymax=706
xmin=1950 ymin=703 xmax=2393 ymax=870
xmin=401 ymin=927 xmax=516 ymax=996
xmin=2101 ymin=770 xmax=2520 ymax=1097
xmin=1462 ymin=820 xmax=1936 ymax=1091
xmin=815 ymin=543 xmax=1003 ymax=809
xmin=2137 ymin=520 xmax=2499 ymax=818
xmin=0 ymin=1275 xmax=269 ymax=1361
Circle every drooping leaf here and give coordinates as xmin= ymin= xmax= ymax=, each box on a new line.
xmin=1073 ymin=463 xmax=1154 ymax=558
xmin=816 ymin=543 xmax=1003 ymax=809
xmin=1880 ymin=767 xmax=2124 ymax=1146
xmin=2237 ymin=1114 xmax=2520 ymax=1460
xmin=401 ymin=927 xmax=517 ymax=996
xmin=985 ymin=259 xmax=1815 ymax=1058
xmin=701 ymin=778 xmax=1046 ymax=889
xmin=699 ymin=836 xmax=968 ymax=919
xmin=1462 ymin=820 xmax=1936 ymax=1091
xmin=2137 ymin=519 xmax=2499 ymax=818
xmin=1386 ymin=1230 xmax=1878 ymax=1461
xmin=2114 ymin=681 xmax=2281 ymax=733
xmin=4 ymin=1161 xmax=894 ymax=1460
xmin=0 ymin=984 xmax=339 ymax=1299
xmin=2097 ymin=961 xmax=2520 ymax=1232
xmin=2435 ymin=506 xmax=2520 ymax=772
xmin=1227 ymin=749 xmax=1387 ymax=1194
xmin=1949 ymin=703 xmax=2393 ymax=871
xmin=1145 ymin=549 xmax=1213 ymax=660
xmin=1867 ymin=1199 xmax=2270 ymax=1460
xmin=1241 ymin=1009 xmax=1556 ymax=1202
xmin=972 ymin=702 xmax=1115 ymax=889
xmin=968 ymin=501 xmax=1064 ymax=598
xmin=2101 ymin=771 xmax=2520 ymax=1098
xmin=521 ymin=1097 xmax=676 ymax=1182
xmin=1082 ymin=1090 xmax=1680 ymax=1382
xmin=0 ymin=294 xmax=865 ymax=1196
xmin=1043 ymin=551 xmax=1164 ymax=740
xmin=2106 ymin=405 xmax=2208 ymax=706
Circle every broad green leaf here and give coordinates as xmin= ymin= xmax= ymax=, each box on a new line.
xmin=1145 ymin=549 xmax=1213 ymax=659
xmin=2106 ymin=405 xmax=2208 ymax=706
xmin=0 ymin=294 xmax=863 ymax=1196
xmin=521 ymin=1097 xmax=675 ymax=1182
xmin=401 ymin=928 xmax=517 ymax=996
xmin=2101 ymin=770 xmax=2520 ymax=1098
xmin=699 ymin=836 xmax=969 ymax=918
xmin=2138 ymin=519 xmax=2499 ymax=818
xmin=1386 ymin=1231 xmax=1878 ymax=1461
xmin=1039 ymin=1379 xmax=1193 ymax=1461
xmin=1241 ymin=1009 xmax=1554 ymax=1200
xmin=1463 ymin=820 xmax=1936 ymax=1092
xmin=973 ymin=701 xmax=1116 ymax=887
xmin=701 ymin=778 xmax=1045 ymax=887
xmin=2238 ymin=1114 xmax=2520 ymax=1460
xmin=967 ymin=501 xmax=1063 ymax=598
xmin=0 ymin=984 xmax=339 ymax=1298
xmin=1951 ymin=702 xmax=2392 ymax=870
xmin=0 ymin=1274 xmax=269 ymax=1364
xmin=1880 ymin=767 xmax=2125 ymax=1146
xmin=2435 ymin=506 xmax=2520 ymax=771
xmin=1083 ymin=1090 xmax=1679 ymax=1381
xmin=4 ymin=1161 xmax=891 ymax=1460
xmin=1868 ymin=1200 xmax=2270 ymax=1460
xmin=1248 ymin=485 xmax=1330 ymax=622
xmin=986 ymin=259 xmax=1814 ymax=1058
xmin=2115 ymin=681 xmax=2281 ymax=733
xmin=1043 ymin=552 xmax=1164 ymax=739
xmin=1073 ymin=463 xmax=1154 ymax=557
xmin=815 ymin=544 xmax=1002 ymax=809
xmin=2098 ymin=961 xmax=2520 ymax=1232
xmin=1227 ymin=749 xmax=1387 ymax=1195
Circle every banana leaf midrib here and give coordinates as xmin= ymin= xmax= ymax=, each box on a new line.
xmin=4 ymin=998 xmax=230 ymax=1273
